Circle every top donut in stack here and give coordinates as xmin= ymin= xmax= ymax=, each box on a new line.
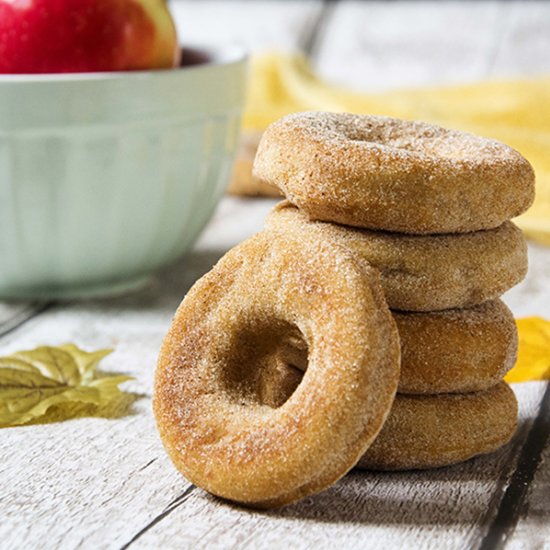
xmin=255 ymin=112 xmax=535 ymax=470
xmin=254 ymin=112 xmax=535 ymax=235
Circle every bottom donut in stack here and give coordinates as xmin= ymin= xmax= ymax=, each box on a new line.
xmin=367 ymin=302 xmax=519 ymax=470
xmin=364 ymin=302 xmax=519 ymax=470
xmin=358 ymin=383 xmax=517 ymax=470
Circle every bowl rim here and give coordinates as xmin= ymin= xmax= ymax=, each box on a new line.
xmin=0 ymin=44 xmax=247 ymax=83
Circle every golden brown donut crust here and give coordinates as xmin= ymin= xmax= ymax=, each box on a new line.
xmin=277 ymin=299 xmax=518 ymax=395
xmin=154 ymin=231 xmax=400 ymax=508
xmin=358 ymin=382 xmax=518 ymax=470
xmin=227 ymin=130 xmax=282 ymax=197
xmin=253 ymin=112 xmax=535 ymax=234
xmin=265 ymin=201 xmax=528 ymax=312
xmin=395 ymin=300 xmax=518 ymax=394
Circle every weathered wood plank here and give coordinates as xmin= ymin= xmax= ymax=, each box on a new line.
xmin=315 ymin=1 xmax=550 ymax=92
xmin=170 ymin=0 xmax=324 ymax=52
xmin=503 ymin=242 xmax=550 ymax=318
xmin=121 ymin=384 xmax=549 ymax=550
xmin=0 ymin=301 xmax=49 ymax=339
xmin=505 ymin=387 xmax=550 ymax=550
xmin=488 ymin=1 xmax=550 ymax=78
xmin=2 ymin=378 xmax=543 ymax=550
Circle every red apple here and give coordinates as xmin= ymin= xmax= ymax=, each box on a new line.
xmin=0 ymin=0 xmax=180 ymax=73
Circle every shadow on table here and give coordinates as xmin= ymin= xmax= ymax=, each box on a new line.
xmin=259 ymin=425 xmax=531 ymax=527
xmin=85 ymin=249 xmax=228 ymax=313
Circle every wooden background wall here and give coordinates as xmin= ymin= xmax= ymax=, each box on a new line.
xmin=171 ymin=1 xmax=550 ymax=91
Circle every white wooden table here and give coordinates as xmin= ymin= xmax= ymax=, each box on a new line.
xmin=2 ymin=2 xmax=550 ymax=549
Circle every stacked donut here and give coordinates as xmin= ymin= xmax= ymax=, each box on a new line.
xmin=256 ymin=112 xmax=534 ymax=471
xmin=154 ymin=112 xmax=535 ymax=508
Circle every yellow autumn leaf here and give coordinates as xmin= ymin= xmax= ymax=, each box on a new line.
xmin=0 ymin=344 xmax=132 ymax=427
xmin=505 ymin=317 xmax=550 ymax=383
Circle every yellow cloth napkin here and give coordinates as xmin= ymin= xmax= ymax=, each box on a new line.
xmin=243 ymin=52 xmax=550 ymax=246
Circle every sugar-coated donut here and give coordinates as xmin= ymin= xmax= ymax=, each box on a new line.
xmin=395 ymin=300 xmax=517 ymax=394
xmin=154 ymin=231 xmax=400 ymax=508
xmin=265 ymin=201 xmax=527 ymax=312
xmin=276 ymin=299 xmax=517 ymax=395
xmin=253 ymin=112 xmax=535 ymax=234
xmin=358 ymin=382 xmax=517 ymax=470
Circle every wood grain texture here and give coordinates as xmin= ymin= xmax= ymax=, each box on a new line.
xmin=126 ymin=385 xmax=548 ymax=550
xmin=480 ymin=384 xmax=550 ymax=550
xmin=508 ymin=449 xmax=550 ymax=549
xmin=0 ymin=301 xmax=49 ymax=338
xmin=0 ymin=198 xmax=272 ymax=550
xmin=171 ymin=0 xmax=324 ymax=53
xmin=315 ymin=1 xmax=550 ymax=92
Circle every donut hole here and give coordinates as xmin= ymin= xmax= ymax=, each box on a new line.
xmin=341 ymin=127 xmax=382 ymax=146
xmin=342 ymin=124 xmax=438 ymax=155
xmin=220 ymin=318 xmax=307 ymax=408
xmin=346 ymin=128 xmax=478 ymax=160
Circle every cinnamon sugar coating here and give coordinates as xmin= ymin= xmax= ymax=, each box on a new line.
xmin=265 ymin=201 xmax=527 ymax=311
xmin=395 ymin=299 xmax=517 ymax=394
xmin=154 ymin=231 xmax=400 ymax=508
xmin=253 ymin=112 xmax=535 ymax=234
xmin=275 ymin=299 xmax=517 ymax=395
xmin=358 ymin=382 xmax=518 ymax=470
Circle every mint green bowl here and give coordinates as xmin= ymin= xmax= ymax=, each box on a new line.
xmin=0 ymin=46 xmax=246 ymax=299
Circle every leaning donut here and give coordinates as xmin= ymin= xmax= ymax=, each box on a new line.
xmin=265 ymin=201 xmax=527 ymax=312
xmin=253 ymin=112 xmax=535 ymax=234
xmin=154 ymin=231 xmax=400 ymax=508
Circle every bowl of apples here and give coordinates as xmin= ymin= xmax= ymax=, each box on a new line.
xmin=0 ymin=0 xmax=246 ymax=299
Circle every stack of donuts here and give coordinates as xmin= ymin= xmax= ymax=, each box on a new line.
xmin=154 ymin=112 xmax=535 ymax=508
